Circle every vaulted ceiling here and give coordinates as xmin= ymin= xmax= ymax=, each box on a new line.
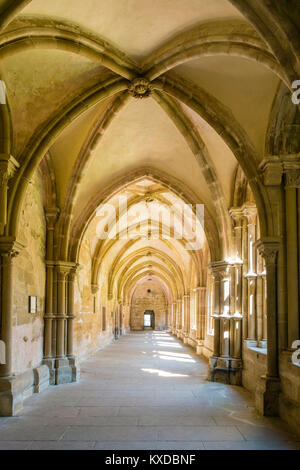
xmin=0 ymin=0 xmax=295 ymax=301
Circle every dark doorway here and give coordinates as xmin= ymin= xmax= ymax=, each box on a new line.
xmin=144 ymin=310 xmax=154 ymax=329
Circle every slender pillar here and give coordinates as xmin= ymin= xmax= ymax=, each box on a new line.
xmin=285 ymin=171 xmax=300 ymax=346
xmin=255 ymin=240 xmax=280 ymax=378
xmin=210 ymin=265 xmax=221 ymax=357
xmin=172 ymin=301 xmax=176 ymax=332
xmin=262 ymin=274 xmax=267 ymax=340
xmin=0 ymin=156 xmax=19 ymax=236
xmin=67 ymin=268 xmax=77 ymax=358
xmin=56 ymin=267 xmax=67 ymax=359
xmin=256 ymin=274 xmax=264 ymax=344
xmin=242 ymin=215 xmax=249 ymax=339
xmin=44 ymin=209 xmax=59 ymax=360
xmin=54 ymin=261 xmax=76 ymax=385
xmin=0 ymin=238 xmax=23 ymax=416
xmin=183 ymin=294 xmax=190 ymax=342
xmin=208 ymin=260 xmax=242 ymax=385
xmin=234 ymin=318 xmax=242 ymax=359
xmin=176 ymin=299 xmax=182 ymax=332
xmin=195 ymin=287 xmax=206 ymax=341
xmin=255 ymin=238 xmax=280 ymax=416
xmin=0 ymin=239 xmax=22 ymax=377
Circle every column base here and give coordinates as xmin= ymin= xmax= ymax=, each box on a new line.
xmin=0 ymin=376 xmax=23 ymax=416
xmin=196 ymin=340 xmax=204 ymax=355
xmin=209 ymin=356 xmax=242 ymax=385
xmin=43 ymin=356 xmax=79 ymax=385
xmin=54 ymin=358 xmax=74 ymax=385
xmin=68 ymin=356 xmax=80 ymax=382
xmin=0 ymin=365 xmax=50 ymax=416
xmin=183 ymin=333 xmax=189 ymax=344
xmin=42 ymin=358 xmax=56 ymax=385
xmin=255 ymin=375 xmax=280 ymax=417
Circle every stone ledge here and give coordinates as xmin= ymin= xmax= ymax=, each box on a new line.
xmin=209 ymin=356 xmax=242 ymax=386
xmin=255 ymin=375 xmax=281 ymax=417
xmin=0 ymin=363 xmax=51 ymax=416
xmin=278 ymin=393 xmax=300 ymax=436
xmin=33 ymin=365 xmax=50 ymax=393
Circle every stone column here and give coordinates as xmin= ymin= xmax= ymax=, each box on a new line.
xmin=56 ymin=267 xmax=67 ymax=359
xmin=183 ymin=294 xmax=190 ymax=343
xmin=54 ymin=261 xmax=75 ymax=385
xmin=43 ymin=209 xmax=59 ymax=367
xmin=244 ymin=206 xmax=257 ymax=343
xmin=67 ymin=268 xmax=78 ymax=359
xmin=285 ymin=170 xmax=300 ymax=346
xmin=0 ymin=155 xmax=19 ymax=236
xmin=256 ymin=274 xmax=264 ymax=344
xmin=210 ymin=266 xmax=221 ymax=357
xmin=242 ymin=215 xmax=249 ymax=339
xmin=262 ymin=273 xmax=267 ymax=340
xmin=172 ymin=301 xmax=176 ymax=332
xmin=176 ymin=299 xmax=182 ymax=334
xmin=246 ymin=274 xmax=257 ymax=341
xmin=208 ymin=261 xmax=242 ymax=385
xmin=255 ymin=238 xmax=280 ymax=416
xmin=0 ymin=237 xmax=23 ymax=415
xmin=195 ymin=287 xmax=206 ymax=341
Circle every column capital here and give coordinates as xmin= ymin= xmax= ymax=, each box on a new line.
xmin=259 ymin=158 xmax=283 ymax=186
xmin=241 ymin=203 xmax=257 ymax=223
xmin=229 ymin=207 xmax=244 ymax=226
xmin=284 ymin=169 xmax=300 ymax=188
xmin=208 ymin=260 xmax=230 ymax=279
xmin=259 ymin=156 xmax=300 ymax=187
xmin=55 ymin=261 xmax=77 ymax=278
xmin=45 ymin=207 xmax=60 ymax=229
xmin=0 ymin=154 xmax=19 ymax=184
xmin=91 ymin=283 xmax=99 ymax=295
xmin=193 ymin=286 xmax=206 ymax=292
xmin=254 ymin=238 xmax=280 ymax=264
xmin=0 ymin=236 xmax=24 ymax=257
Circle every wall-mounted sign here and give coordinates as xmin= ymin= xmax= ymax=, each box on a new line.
xmin=28 ymin=296 xmax=37 ymax=314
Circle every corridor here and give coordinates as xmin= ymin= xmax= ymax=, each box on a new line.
xmin=0 ymin=332 xmax=299 ymax=450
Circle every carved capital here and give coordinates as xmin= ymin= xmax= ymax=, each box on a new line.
xmin=259 ymin=159 xmax=283 ymax=186
xmin=128 ymin=77 xmax=152 ymax=99
xmin=229 ymin=207 xmax=244 ymax=226
xmin=209 ymin=260 xmax=230 ymax=279
xmin=0 ymin=236 xmax=24 ymax=257
xmin=45 ymin=207 xmax=60 ymax=229
xmin=91 ymin=283 xmax=99 ymax=295
xmin=55 ymin=261 xmax=77 ymax=279
xmin=285 ymin=170 xmax=300 ymax=189
xmin=241 ymin=203 xmax=257 ymax=224
xmin=68 ymin=265 xmax=78 ymax=283
xmin=0 ymin=154 xmax=19 ymax=188
xmin=254 ymin=238 xmax=280 ymax=265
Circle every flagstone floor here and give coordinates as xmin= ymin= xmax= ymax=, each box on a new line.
xmin=0 ymin=331 xmax=299 ymax=450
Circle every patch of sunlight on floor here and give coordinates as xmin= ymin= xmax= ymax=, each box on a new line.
xmin=157 ymin=355 xmax=196 ymax=363
xmin=155 ymin=342 xmax=183 ymax=348
xmin=155 ymin=350 xmax=194 ymax=359
xmin=141 ymin=368 xmax=189 ymax=378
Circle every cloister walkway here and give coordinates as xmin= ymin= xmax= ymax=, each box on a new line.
xmin=0 ymin=332 xmax=299 ymax=450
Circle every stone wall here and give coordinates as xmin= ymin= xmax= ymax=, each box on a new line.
xmin=130 ymin=281 xmax=168 ymax=330
xmin=278 ymin=353 xmax=300 ymax=433
xmin=74 ymin=233 xmax=114 ymax=361
xmin=242 ymin=343 xmax=267 ymax=394
xmin=13 ymin=169 xmax=46 ymax=374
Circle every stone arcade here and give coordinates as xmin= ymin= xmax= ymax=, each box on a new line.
xmin=0 ymin=0 xmax=299 ymax=450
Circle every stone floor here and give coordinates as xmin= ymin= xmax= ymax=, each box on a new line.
xmin=0 ymin=331 xmax=300 ymax=450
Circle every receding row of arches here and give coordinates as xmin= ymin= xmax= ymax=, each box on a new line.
xmin=0 ymin=0 xmax=299 ymax=437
